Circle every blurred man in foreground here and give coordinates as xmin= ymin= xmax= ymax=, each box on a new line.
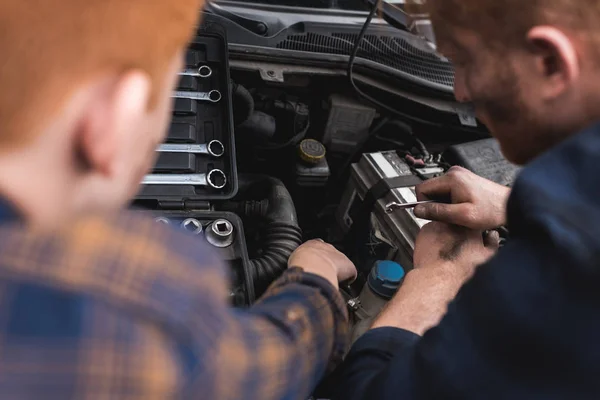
xmin=336 ymin=0 xmax=600 ymax=398
xmin=0 ymin=1 xmax=355 ymax=398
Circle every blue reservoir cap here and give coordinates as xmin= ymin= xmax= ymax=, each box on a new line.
xmin=368 ymin=260 xmax=405 ymax=299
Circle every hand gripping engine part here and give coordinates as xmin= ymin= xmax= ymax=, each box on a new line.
xmin=157 ymin=140 xmax=226 ymax=158
xmin=142 ymin=169 xmax=227 ymax=189
xmin=173 ymin=90 xmax=222 ymax=103
xmin=181 ymin=218 xmax=203 ymax=235
xmin=336 ymin=151 xmax=443 ymax=270
xmin=205 ymin=219 xmax=235 ymax=248
xmin=180 ymin=65 xmax=212 ymax=79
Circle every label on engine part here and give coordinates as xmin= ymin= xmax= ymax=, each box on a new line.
xmin=454 ymin=106 xmax=478 ymax=127
xmin=370 ymin=152 xmax=413 ymax=178
xmin=371 ymin=153 xmax=399 ymax=178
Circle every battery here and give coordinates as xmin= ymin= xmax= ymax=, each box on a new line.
xmin=336 ymin=151 xmax=443 ymax=270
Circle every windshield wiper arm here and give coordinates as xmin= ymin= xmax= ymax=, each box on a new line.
xmin=204 ymin=2 xmax=269 ymax=36
xmin=362 ymin=0 xmax=411 ymax=31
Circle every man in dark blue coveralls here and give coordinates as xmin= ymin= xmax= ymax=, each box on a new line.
xmin=335 ymin=0 xmax=600 ymax=399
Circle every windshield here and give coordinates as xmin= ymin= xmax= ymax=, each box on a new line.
xmin=243 ymin=0 xmax=368 ymax=10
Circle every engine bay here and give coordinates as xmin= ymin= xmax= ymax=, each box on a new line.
xmin=134 ymin=16 xmax=520 ymax=341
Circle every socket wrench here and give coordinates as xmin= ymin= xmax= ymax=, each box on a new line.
xmin=157 ymin=140 xmax=225 ymax=158
xmin=142 ymin=169 xmax=227 ymax=189
xmin=173 ymin=90 xmax=221 ymax=103
xmin=205 ymin=219 xmax=234 ymax=248
xmin=180 ymin=65 xmax=212 ymax=78
xmin=181 ymin=218 xmax=203 ymax=235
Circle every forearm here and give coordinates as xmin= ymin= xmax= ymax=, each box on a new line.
xmin=203 ymin=268 xmax=349 ymax=400
xmin=371 ymin=265 xmax=470 ymax=335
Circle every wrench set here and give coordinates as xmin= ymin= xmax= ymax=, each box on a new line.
xmin=137 ymin=31 xmax=253 ymax=306
xmin=141 ymin=58 xmax=231 ymax=190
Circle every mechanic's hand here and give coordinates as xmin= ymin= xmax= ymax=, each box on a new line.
xmin=288 ymin=240 xmax=357 ymax=288
xmin=371 ymin=222 xmax=499 ymax=335
xmin=413 ymin=222 xmax=499 ymax=281
xmin=414 ymin=166 xmax=511 ymax=230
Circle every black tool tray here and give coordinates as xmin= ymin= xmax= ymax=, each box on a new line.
xmin=137 ymin=21 xmax=237 ymax=202
xmin=134 ymin=21 xmax=254 ymax=305
xmin=148 ymin=211 xmax=254 ymax=306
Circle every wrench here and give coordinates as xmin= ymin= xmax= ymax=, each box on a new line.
xmin=385 ymin=200 xmax=436 ymax=214
xmin=180 ymin=65 xmax=212 ymax=78
xmin=173 ymin=90 xmax=221 ymax=103
xmin=157 ymin=140 xmax=225 ymax=158
xmin=142 ymin=169 xmax=227 ymax=189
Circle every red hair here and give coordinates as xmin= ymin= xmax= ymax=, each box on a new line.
xmin=0 ymin=0 xmax=203 ymax=147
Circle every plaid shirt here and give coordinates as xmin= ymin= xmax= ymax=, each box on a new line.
xmin=0 ymin=201 xmax=349 ymax=399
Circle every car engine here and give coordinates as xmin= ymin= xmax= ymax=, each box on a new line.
xmin=135 ymin=14 xmax=521 ymax=343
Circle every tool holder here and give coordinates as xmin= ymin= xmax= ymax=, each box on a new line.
xmin=135 ymin=20 xmax=254 ymax=305
xmin=138 ymin=21 xmax=238 ymax=202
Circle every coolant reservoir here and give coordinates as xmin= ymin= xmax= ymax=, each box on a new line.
xmin=352 ymin=260 xmax=405 ymax=342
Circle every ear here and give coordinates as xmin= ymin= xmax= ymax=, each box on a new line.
xmin=526 ymin=26 xmax=580 ymax=99
xmin=78 ymin=71 xmax=151 ymax=177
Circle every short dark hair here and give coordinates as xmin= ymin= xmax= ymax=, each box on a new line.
xmin=427 ymin=0 xmax=597 ymax=48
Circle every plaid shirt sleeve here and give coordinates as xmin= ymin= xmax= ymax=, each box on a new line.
xmin=0 ymin=213 xmax=349 ymax=400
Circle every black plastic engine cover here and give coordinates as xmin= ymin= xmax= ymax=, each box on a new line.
xmin=444 ymin=138 xmax=521 ymax=186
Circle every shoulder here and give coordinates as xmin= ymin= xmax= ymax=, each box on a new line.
xmin=0 ymin=211 xmax=229 ymax=322
xmin=508 ymin=122 xmax=600 ymax=264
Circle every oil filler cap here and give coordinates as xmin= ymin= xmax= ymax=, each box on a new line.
xmin=298 ymin=139 xmax=326 ymax=165
xmin=368 ymin=260 xmax=405 ymax=300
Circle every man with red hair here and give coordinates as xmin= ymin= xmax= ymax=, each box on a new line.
xmin=0 ymin=1 xmax=355 ymax=398
xmin=335 ymin=0 xmax=600 ymax=398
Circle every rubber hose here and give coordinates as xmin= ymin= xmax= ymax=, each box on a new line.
xmin=231 ymin=81 xmax=254 ymax=125
xmin=237 ymin=175 xmax=303 ymax=294
xmin=253 ymin=223 xmax=303 ymax=294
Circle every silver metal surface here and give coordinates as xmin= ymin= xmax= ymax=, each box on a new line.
xmin=181 ymin=218 xmax=203 ymax=235
xmin=180 ymin=65 xmax=212 ymax=78
xmin=157 ymin=140 xmax=225 ymax=158
xmin=142 ymin=169 xmax=227 ymax=189
xmin=385 ymin=200 xmax=436 ymax=214
xmin=154 ymin=217 xmax=170 ymax=225
xmin=205 ymin=219 xmax=235 ymax=248
xmin=336 ymin=151 xmax=436 ymax=270
xmin=173 ymin=90 xmax=222 ymax=103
